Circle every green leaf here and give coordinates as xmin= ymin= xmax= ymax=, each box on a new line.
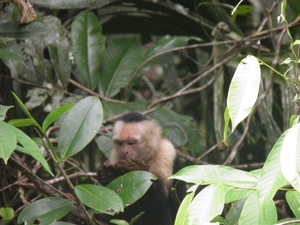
xmin=110 ymin=219 xmax=129 ymax=225
xmin=0 ymin=105 xmax=13 ymax=121
xmin=224 ymin=199 xmax=246 ymax=225
xmin=0 ymin=207 xmax=14 ymax=220
xmin=8 ymin=118 xmax=37 ymax=127
xmin=17 ymin=197 xmax=73 ymax=225
xmin=95 ymin=135 xmax=113 ymax=160
xmin=58 ymin=96 xmax=103 ymax=159
xmin=42 ymin=104 xmax=73 ymax=131
xmin=286 ymin=191 xmax=300 ymax=218
xmin=224 ymin=186 xmax=254 ymax=203
xmin=11 ymin=126 xmax=53 ymax=176
xmin=48 ymin=41 xmax=71 ymax=88
xmin=187 ymin=185 xmax=224 ymax=224
xmin=51 ymin=222 xmax=76 ymax=225
xmin=0 ymin=122 xmax=16 ymax=164
xmin=99 ymin=38 xmax=144 ymax=98
xmin=175 ymin=186 xmax=196 ymax=225
xmin=171 ymin=165 xmax=257 ymax=188
xmin=257 ymin=131 xmax=289 ymax=208
xmin=239 ymin=193 xmax=277 ymax=225
xmin=30 ymin=0 xmax=96 ymax=9
xmin=0 ymin=22 xmax=48 ymax=39
xmin=280 ymin=123 xmax=300 ymax=192
xmin=74 ymin=184 xmax=123 ymax=215
xmin=11 ymin=92 xmax=32 ymax=118
xmin=223 ymin=107 xmax=230 ymax=141
xmin=0 ymin=48 xmax=24 ymax=62
xmin=71 ymin=11 xmax=105 ymax=90
xmin=106 ymin=171 xmax=157 ymax=206
xmin=227 ymin=55 xmax=261 ymax=131
xmin=163 ymin=123 xmax=188 ymax=147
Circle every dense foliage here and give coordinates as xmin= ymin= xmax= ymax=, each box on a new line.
xmin=1 ymin=0 xmax=300 ymax=224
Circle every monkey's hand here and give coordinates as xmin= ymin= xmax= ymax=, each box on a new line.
xmin=114 ymin=160 xmax=149 ymax=172
xmin=97 ymin=161 xmax=123 ymax=186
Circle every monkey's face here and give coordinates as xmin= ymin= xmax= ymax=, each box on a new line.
xmin=113 ymin=121 xmax=145 ymax=161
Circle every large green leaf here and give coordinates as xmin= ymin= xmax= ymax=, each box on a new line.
xmin=280 ymin=123 xmax=300 ymax=192
xmin=74 ymin=184 xmax=123 ymax=215
xmin=58 ymin=96 xmax=103 ymax=159
xmin=71 ymin=11 xmax=105 ymax=90
xmin=0 ymin=122 xmax=16 ymax=164
xmin=99 ymin=38 xmax=144 ymax=98
xmin=11 ymin=126 xmax=53 ymax=176
xmin=106 ymin=171 xmax=157 ymax=206
xmin=187 ymin=185 xmax=224 ymax=225
xmin=171 ymin=165 xmax=257 ymax=188
xmin=0 ymin=22 xmax=48 ymax=39
xmin=239 ymin=193 xmax=277 ymax=225
xmin=227 ymin=55 xmax=261 ymax=131
xmin=257 ymin=131 xmax=289 ymax=207
xmin=17 ymin=197 xmax=73 ymax=225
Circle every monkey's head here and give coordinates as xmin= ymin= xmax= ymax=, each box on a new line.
xmin=111 ymin=112 xmax=162 ymax=163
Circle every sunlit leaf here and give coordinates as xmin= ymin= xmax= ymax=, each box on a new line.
xmin=286 ymin=191 xmax=300 ymax=218
xmin=187 ymin=185 xmax=224 ymax=224
xmin=257 ymin=131 xmax=289 ymax=207
xmin=171 ymin=165 xmax=257 ymax=188
xmin=227 ymin=55 xmax=261 ymax=131
xmin=17 ymin=197 xmax=73 ymax=225
xmin=58 ymin=96 xmax=103 ymax=159
xmin=175 ymin=187 xmax=196 ymax=225
xmin=280 ymin=123 xmax=300 ymax=192
xmin=74 ymin=184 xmax=123 ymax=215
xmin=239 ymin=193 xmax=277 ymax=225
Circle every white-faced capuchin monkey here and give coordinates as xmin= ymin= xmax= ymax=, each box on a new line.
xmin=97 ymin=112 xmax=186 ymax=225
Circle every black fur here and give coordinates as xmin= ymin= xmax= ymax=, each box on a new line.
xmin=118 ymin=112 xmax=149 ymax=123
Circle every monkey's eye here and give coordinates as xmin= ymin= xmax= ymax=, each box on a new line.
xmin=114 ymin=141 xmax=123 ymax=146
xmin=127 ymin=141 xmax=136 ymax=146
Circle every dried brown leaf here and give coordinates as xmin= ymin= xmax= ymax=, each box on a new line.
xmin=9 ymin=0 xmax=38 ymax=24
